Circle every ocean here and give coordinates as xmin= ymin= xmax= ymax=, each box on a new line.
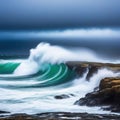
xmin=0 ymin=28 xmax=120 ymax=114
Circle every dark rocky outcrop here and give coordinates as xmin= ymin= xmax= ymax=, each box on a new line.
xmin=54 ymin=94 xmax=70 ymax=99
xmin=54 ymin=94 xmax=74 ymax=99
xmin=0 ymin=112 xmax=120 ymax=120
xmin=75 ymin=77 xmax=120 ymax=112
xmin=67 ymin=61 xmax=120 ymax=80
xmin=67 ymin=61 xmax=120 ymax=112
xmin=0 ymin=111 xmax=10 ymax=114
xmin=86 ymin=65 xmax=99 ymax=80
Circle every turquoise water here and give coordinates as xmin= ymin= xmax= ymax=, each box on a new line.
xmin=0 ymin=62 xmax=74 ymax=88
xmin=0 ymin=62 xmax=20 ymax=74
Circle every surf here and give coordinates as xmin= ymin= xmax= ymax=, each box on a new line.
xmin=0 ymin=42 xmax=119 ymax=114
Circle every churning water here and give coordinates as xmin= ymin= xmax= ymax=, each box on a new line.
xmin=0 ymin=42 xmax=119 ymax=114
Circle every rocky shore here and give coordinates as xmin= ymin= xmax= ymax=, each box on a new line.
xmin=74 ymin=77 xmax=120 ymax=113
xmin=67 ymin=61 xmax=120 ymax=112
xmin=0 ymin=112 xmax=120 ymax=120
xmin=67 ymin=61 xmax=120 ymax=80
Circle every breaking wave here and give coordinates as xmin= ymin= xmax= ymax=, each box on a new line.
xmin=0 ymin=42 xmax=119 ymax=114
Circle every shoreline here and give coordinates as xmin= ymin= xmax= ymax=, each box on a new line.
xmin=0 ymin=112 xmax=120 ymax=120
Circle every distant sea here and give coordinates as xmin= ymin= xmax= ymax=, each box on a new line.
xmin=0 ymin=28 xmax=120 ymax=60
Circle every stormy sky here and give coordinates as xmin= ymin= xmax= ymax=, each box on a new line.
xmin=0 ymin=0 xmax=120 ymax=30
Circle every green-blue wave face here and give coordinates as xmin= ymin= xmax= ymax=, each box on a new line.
xmin=0 ymin=62 xmax=75 ymax=88
xmin=0 ymin=62 xmax=20 ymax=74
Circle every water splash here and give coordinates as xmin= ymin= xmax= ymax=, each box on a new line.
xmin=14 ymin=42 xmax=117 ymax=75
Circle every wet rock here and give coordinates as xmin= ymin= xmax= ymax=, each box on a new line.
xmin=67 ymin=61 xmax=120 ymax=72
xmin=67 ymin=61 xmax=120 ymax=112
xmin=0 ymin=112 xmax=120 ymax=120
xmin=86 ymin=65 xmax=99 ymax=80
xmin=54 ymin=94 xmax=74 ymax=99
xmin=0 ymin=111 xmax=10 ymax=114
xmin=0 ymin=113 xmax=37 ymax=120
xmin=75 ymin=77 xmax=120 ymax=112
xmin=74 ymin=91 xmax=102 ymax=106
xmin=74 ymin=65 xmax=87 ymax=77
xmin=99 ymin=77 xmax=120 ymax=90
xmin=67 ymin=61 xmax=120 ymax=80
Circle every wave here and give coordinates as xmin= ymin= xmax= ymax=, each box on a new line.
xmin=14 ymin=42 xmax=120 ymax=75
xmin=0 ymin=63 xmax=74 ymax=88
xmin=0 ymin=42 xmax=120 ymax=114
xmin=0 ymin=62 xmax=20 ymax=74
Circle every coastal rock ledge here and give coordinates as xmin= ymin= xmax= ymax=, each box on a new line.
xmin=67 ymin=61 xmax=120 ymax=112
xmin=1 ymin=112 xmax=120 ymax=120
xmin=75 ymin=77 xmax=120 ymax=112
xmin=67 ymin=61 xmax=120 ymax=80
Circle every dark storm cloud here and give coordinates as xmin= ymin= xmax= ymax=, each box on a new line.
xmin=0 ymin=0 xmax=120 ymax=29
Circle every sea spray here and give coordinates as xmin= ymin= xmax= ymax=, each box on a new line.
xmin=14 ymin=42 xmax=110 ymax=75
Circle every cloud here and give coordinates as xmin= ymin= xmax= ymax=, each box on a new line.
xmin=0 ymin=28 xmax=120 ymax=40
xmin=37 ymin=28 xmax=120 ymax=38
xmin=0 ymin=0 xmax=120 ymax=29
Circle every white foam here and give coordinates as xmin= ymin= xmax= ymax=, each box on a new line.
xmin=14 ymin=42 xmax=120 ymax=75
xmin=1 ymin=68 xmax=120 ymax=114
xmin=14 ymin=60 xmax=39 ymax=75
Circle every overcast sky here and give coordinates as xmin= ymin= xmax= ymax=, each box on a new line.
xmin=0 ymin=0 xmax=120 ymax=30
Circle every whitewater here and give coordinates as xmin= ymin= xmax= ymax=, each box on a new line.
xmin=0 ymin=42 xmax=120 ymax=114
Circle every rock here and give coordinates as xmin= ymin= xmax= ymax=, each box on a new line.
xmin=75 ymin=77 xmax=120 ymax=112
xmin=67 ymin=61 xmax=120 ymax=112
xmin=67 ymin=61 xmax=120 ymax=80
xmin=86 ymin=65 xmax=99 ymax=80
xmin=99 ymin=77 xmax=120 ymax=90
xmin=74 ymin=91 xmax=103 ymax=106
xmin=0 ymin=111 xmax=10 ymax=114
xmin=0 ymin=113 xmax=37 ymax=120
xmin=54 ymin=94 xmax=74 ymax=99
xmin=0 ymin=112 xmax=120 ymax=120
xmin=67 ymin=61 xmax=120 ymax=72
xmin=74 ymin=65 xmax=87 ymax=77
